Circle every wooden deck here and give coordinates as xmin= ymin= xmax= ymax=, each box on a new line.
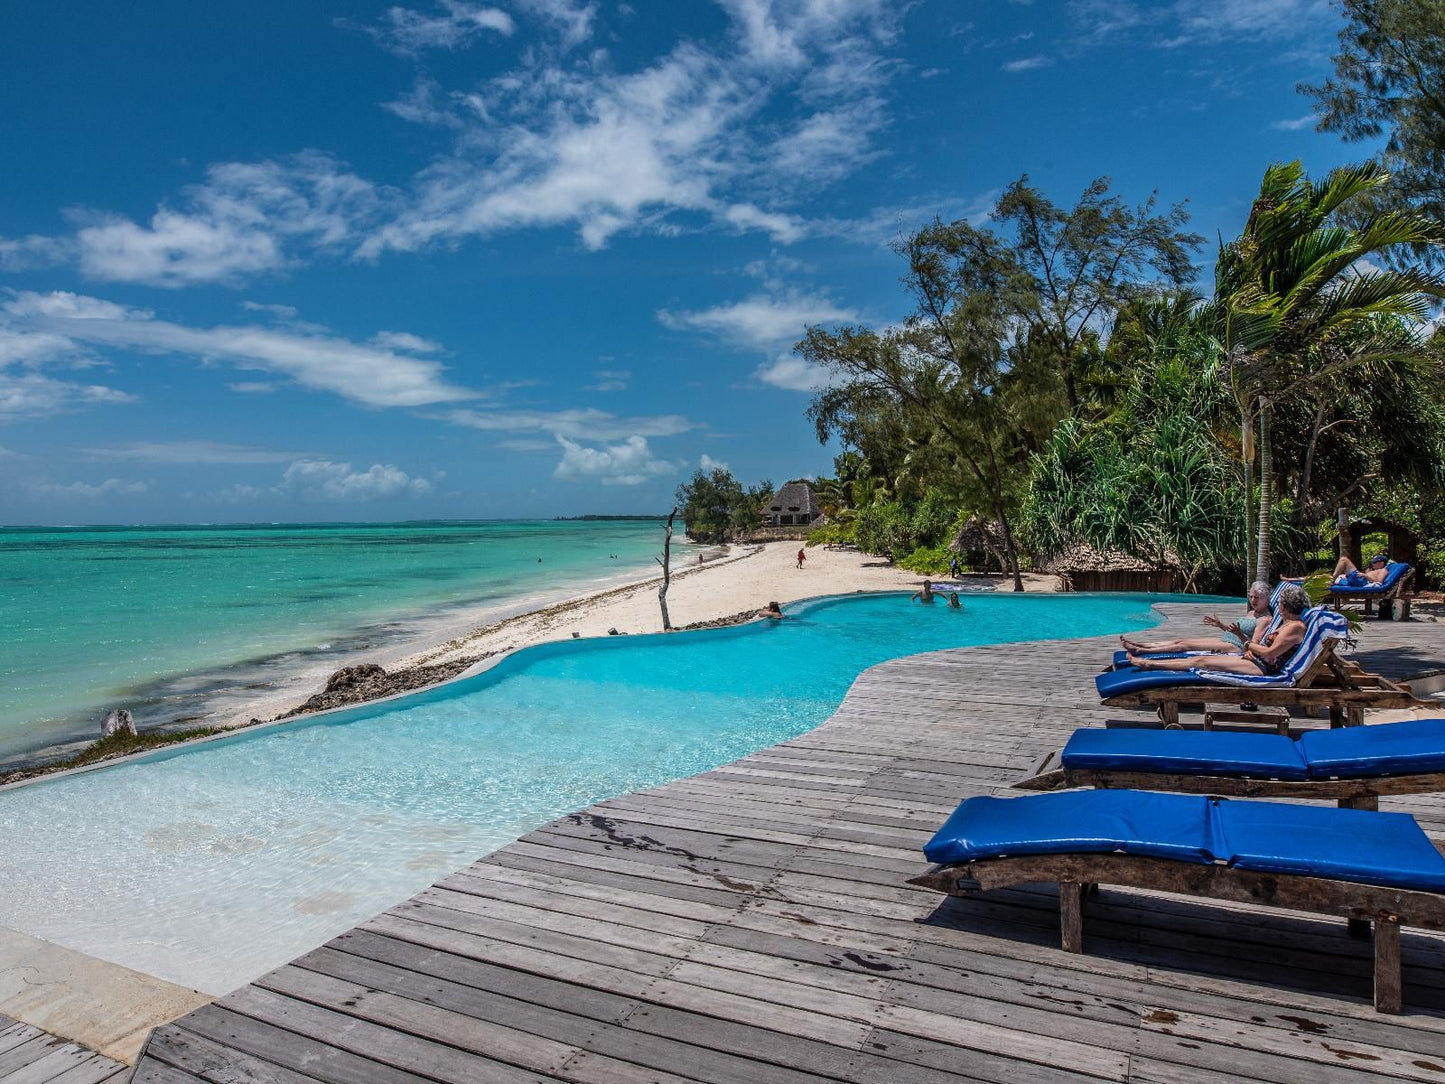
xmin=0 ymin=1016 xmax=127 ymax=1084
xmin=126 ymin=600 xmax=1445 ymax=1084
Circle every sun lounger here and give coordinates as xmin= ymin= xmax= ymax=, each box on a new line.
xmin=1099 ymin=607 xmax=1426 ymax=727
xmin=1017 ymin=717 xmax=1445 ymax=808
xmin=910 ymin=789 xmax=1445 ymax=1011
xmin=1331 ymin=562 xmax=1416 ymax=620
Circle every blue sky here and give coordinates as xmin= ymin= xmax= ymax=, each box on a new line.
xmin=0 ymin=0 xmax=1373 ymax=523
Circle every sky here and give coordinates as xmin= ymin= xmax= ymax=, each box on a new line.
xmin=0 ymin=0 xmax=1377 ymax=524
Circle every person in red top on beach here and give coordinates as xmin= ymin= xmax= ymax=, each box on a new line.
xmin=797 ymin=547 xmax=806 ymax=569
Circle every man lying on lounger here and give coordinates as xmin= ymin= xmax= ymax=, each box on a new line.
xmin=1121 ymin=580 xmax=1272 ymax=655
xmin=1332 ymin=553 xmax=1391 ymax=587
xmin=1125 ymin=582 xmax=1308 ymax=677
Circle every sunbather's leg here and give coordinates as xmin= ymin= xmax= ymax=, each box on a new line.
xmin=1122 ymin=636 xmax=1235 ymax=653
xmin=1126 ymin=651 xmax=1264 ymax=673
xmin=1332 ymin=556 xmax=1359 ymax=581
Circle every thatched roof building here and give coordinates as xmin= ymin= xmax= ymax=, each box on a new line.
xmin=1042 ymin=541 xmax=1182 ymax=593
xmin=947 ymin=516 xmax=1009 ymax=573
xmin=765 ymin=481 xmax=822 ymax=527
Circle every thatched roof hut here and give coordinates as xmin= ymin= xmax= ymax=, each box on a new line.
xmin=947 ymin=516 xmax=1009 ymax=573
xmin=1042 ymin=541 xmax=1182 ymax=593
xmin=765 ymin=481 xmax=822 ymax=527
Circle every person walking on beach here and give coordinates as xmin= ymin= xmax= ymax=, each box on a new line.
xmin=948 ymin=554 xmax=961 ymax=579
xmin=796 ymin=547 xmax=806 ymax=569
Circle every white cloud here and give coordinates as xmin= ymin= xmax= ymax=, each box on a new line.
xmin=659 ymin=291 xmax=858 ymax=350
xmin=1066 ymin=0 xmax=1330 ymax=47
xmin=280 ymin=459 xmax=432 ymax=501
xmin=363 ymin=1 xmax=514 ymax=56
xmin=586 ymin=368 xmax=631 ymax=392
xmin=721 ymin=204 xmax=807 ymax=243
xmin=69 ymin=153 xmax=386 ymax=288
xmin=0 ymin=234 xmax=71 ymax=272
xmin=227 ymin=381 xmax=276 ymax=394
xmin=83 ymin=441 xmax=307 ymax=464
xmin=495 ymin=437 xmax=557 ymax=451
xmin=242 ymin=301 xmax=299 ymax=319
xmin=371 ymin=330 xmax=444 ymax=353
xmin=699 ymin=452 xmax=730 ymax=472
xmin=1271 ymin=113 xmax=1319 ymax=131
xmin=0 ymin=369 xmax=134 ymax=422
xmin=32 ymin=477 xmax=147 ymax=498
xmin=444 ymin=406 xmax=692 ymax=441
xmin=552 ymin=435 xmax=676 ymax=485
xmin=4 ymin=291 xmax=474 ymax=408
xmin=753 ymin=355 xmax=835 ymax=392
xmin=1002 ymin=54 xmax=1053 ymax=72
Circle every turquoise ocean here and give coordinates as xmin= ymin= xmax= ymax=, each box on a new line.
xmin=0 ymin=520 xmax=679 ymax=764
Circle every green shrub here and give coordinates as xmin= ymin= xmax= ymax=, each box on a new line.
xmin=896 ymin=545 xmax=955 ymax=575
xmin=807 ymin=522 xmax=855 ymax=547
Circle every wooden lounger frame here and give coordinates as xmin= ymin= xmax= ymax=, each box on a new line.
xmin=910 ymin=852 xmax=1444 ymax=1012
xmin=1331 ymin=566 xmax=1417 ymax=620
xmin=1102 ymin=640 xmax=1429 ymax=729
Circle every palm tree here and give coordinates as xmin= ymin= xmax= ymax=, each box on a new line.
xmin=1214 ymin=160 xmax=1444 ymax=577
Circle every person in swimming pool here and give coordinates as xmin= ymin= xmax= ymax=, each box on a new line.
xmin=757 ymin=601 xmax=785 ymax=619
xmin=1125 ymin=582 xmax=1309 ymax=677
xmin=911 ymin=579 xmax=936 ymax=604
xmin=946 ymin=590 xmax=961 ymax=609
xmin=1120 ymin=580 xmax=1272 ymax=655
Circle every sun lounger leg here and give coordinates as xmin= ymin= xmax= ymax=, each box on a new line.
xmin=1158 ymin=702 xmax=1180 ymax=728
xmin=1374 ymin=917 xmax=1402 ymax=1014
xmin=1340 ymin=796 xmax=1379 ymax=812
xmin=1060 ymin=880 xmax=1085 ymax=953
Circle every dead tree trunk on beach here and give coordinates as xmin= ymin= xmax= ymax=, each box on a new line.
xmin=657 ymin=506 xmax=677 ymax=631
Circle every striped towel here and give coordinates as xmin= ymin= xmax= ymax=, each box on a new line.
xmin=1192 ymin=607 xmax=1349 ymax=688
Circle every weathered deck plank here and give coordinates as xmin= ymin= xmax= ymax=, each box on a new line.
xmin=129 ymin=600 xmax=1445 ymax=1082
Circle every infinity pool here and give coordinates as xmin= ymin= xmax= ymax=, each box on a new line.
xmin=0 ymin=591 xmax=1170 ymax=994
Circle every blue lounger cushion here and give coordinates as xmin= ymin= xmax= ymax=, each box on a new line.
xmin=922 ymin=790 xmax=1221 ymax=866
xmin=1096 ymin=667 xmax=1223 ymax=698
xmin=1329 ymin=562 xmax=1411 ymax=595
xmin=1214 ymin=800 xmax=1445 ymax=891
xmin=1300 ymin=718 xmax=1445 ymax=779
xmin=923 ymin=790 xmax=1445 ymax=892
xmin=1061 ymin=728 xmax=1309 ymax=780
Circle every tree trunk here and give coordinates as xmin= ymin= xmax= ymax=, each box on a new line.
xmin=1255 ymin=400 xmax=1274 ymax=580
xmin=1241 ymin=410 xmax=1256 ymax=586
xmin=995 ymin=500 xmax=1025 ymax=592
xmin=657 ymin=506 xmax=676 ymax=631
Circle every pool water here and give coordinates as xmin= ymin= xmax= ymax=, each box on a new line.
xmin=0 ymin=591 xmax=1170 ymax=994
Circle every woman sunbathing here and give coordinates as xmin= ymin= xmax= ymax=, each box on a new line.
xmin=1121 ymin=580 xmax=1272 ymax=655
xmin=1125 ymin=583 xmax=1309 ymax=677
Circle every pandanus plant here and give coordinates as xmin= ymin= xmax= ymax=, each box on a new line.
xmin=1213 ymin=160 xmax=1445 ymax=581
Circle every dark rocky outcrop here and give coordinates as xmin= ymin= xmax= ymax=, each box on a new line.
xmin=281 ymin=656 xmax=490 ymax=718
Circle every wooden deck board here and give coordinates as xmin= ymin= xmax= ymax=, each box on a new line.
xmin=126 ymin=600 xmax=1445 ymax=1082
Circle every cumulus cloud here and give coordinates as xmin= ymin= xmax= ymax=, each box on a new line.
xmin=585 ymin=368 xmax=631 ymax=392
xmin=280 ymin=459 xmax=432 ymax=501
xmin=68 ymin=153 xmax=387 ymax=288
xmin=1002 ymin=54 xmax=1053 ymax=72
xmin=4 ymin=2 xmax=908 ymax=280
xmin=82 ymin=441 xmax=308 ymax=464
xmin=752 ymin=355 xmax=835 ymax=392
xmin=359 ymin=1 xmax=515 ymax=56
xmin=659 ymin=291 xmax=858 ymax=350
xmin=0 ymin=234 xmax=71 ymax=272
xmin=3 ymin=291 xmax=474 ymax=409
xmin=1271 ymin=113 xmax=1319 ymax=131
xmin=443 ymin=405 xmax=692 ymax=441
xmin=698 ymin=452 xmax=730 ymax=472
xmin=552 ymin=434 xmax=677 ymax=485
xmin=32 ymin=477 xmax=147 ymax=498
xmin=0 ymin=368 xmax=134 ymax=422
